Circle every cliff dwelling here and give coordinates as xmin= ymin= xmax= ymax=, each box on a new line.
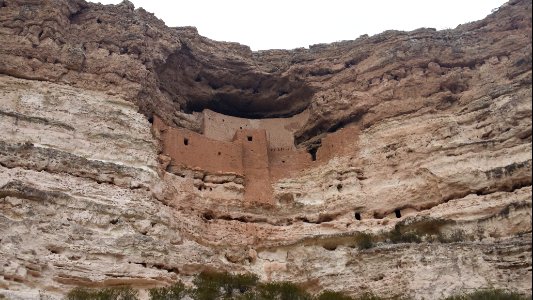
xmin=0 ymin=0 xmax=531 ymax=299
xmin=154 ymin=109 xmax=360 ymax=205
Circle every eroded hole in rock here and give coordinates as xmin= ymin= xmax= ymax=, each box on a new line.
xmin=308 ymin=147 xmax=318 ymax=161
xmin=96 ymin=18 xmax=102 ymax=24
xmin=394 ymin=209 xmax=402 ymax=218
xmin=202 ymin=211 xmax=214 ymax=220
xmin=337 ymin=184 xmax=343 ymax=192
xmin=323 ymin=244 xmax=337 ymax=251
xmin=317 ymin=214 xmax=334 ymax=223
xmin=354 ymin=212 xmax=361 ymax=220
xmin=110 ymin=218 xmax=119 ymax=225
xmin=147 ymin=116 xmax=154 ymax=124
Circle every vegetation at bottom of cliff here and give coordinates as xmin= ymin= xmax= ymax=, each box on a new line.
xmin=65 ymin=272 xmax=529 ymax=300
xmin=443 ymin=289 xmax=530 ymax=300
xmin=66 ymin=287 xmax=138 ymax=300
xmin=149 ymin=281 xmax=189 ymax=300
xmin=64 ymin=271 xmax=377 ymax=300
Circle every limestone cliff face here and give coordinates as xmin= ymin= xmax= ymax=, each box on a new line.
xmin=0 ymin=0 xmax=531 ymax=299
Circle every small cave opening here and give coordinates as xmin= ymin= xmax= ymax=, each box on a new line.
xmin=247 ymin=136 xmax=253 ymax=142
xmin=354 ymin=212 xmax=361 ymax=221
xmin=394 ymin=209 xmax=402 ymax=218
xmin=308 ymin=147 xmax=318 ymax=161
xmin=147 ymin=116 xmax=154 ymax=124
xmin=183 ymin=138 xmax=189 ymax=145
xmin=336 ymin=184 xmax=343 ymax=192
xmin=323 ymin=244 xmax=337 ymax=251
xmin=96 ymin=18 xmax=102 ymax=24
xmin=202 ymin=211 xmax=215 ymax=221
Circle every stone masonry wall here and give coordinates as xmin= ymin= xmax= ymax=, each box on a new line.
xmin=203 ymin=109 xmax=309 ymax=150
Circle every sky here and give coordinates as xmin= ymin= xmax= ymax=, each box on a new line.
xmin=87 ymin=0 xmax=508 ymax=50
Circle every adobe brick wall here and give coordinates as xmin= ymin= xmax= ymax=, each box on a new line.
xmin=233 ymin=130 xmax=273 ymax=205
xmin=153 ymin=113 xmax=359 ymax=205
xmin=316 ymin=124 xmax=360 ymax=162
xmin=154 ymin=116 xmax=244 ymax=176
xmin=269 ymin=149 xmax=312 ymax=180
xmin=203 ymin=109 xmax=309 ymax=150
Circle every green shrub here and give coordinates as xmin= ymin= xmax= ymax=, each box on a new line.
xmin=317 ymin=290 xmax=354 ymax=300
xmin=354 ymin=293 xmax=388 ymax=300
xmin=66 ymin=287 xmax=138 ymax=300
xmin=388 ymin=224 xmax=422 ymax=244
xmin=437 ymin=230 xmax=466 ymax=243
xmin=444 ymin=289 xmax=530 ymax=300
xmin=149 ymin=282 xmax=189 ymax=300
xmin=193 ymin=270 xmax=258 ymax=300
xmin=255 ymin=281 xmax=312 ymax=300
xmin=355 ymin=233 xmax=374 ymax=250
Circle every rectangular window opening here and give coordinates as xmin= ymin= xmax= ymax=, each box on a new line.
xmin=247 ymin=136 xmax=253 ymax=142
xmin=184 ymin=138 xmax=189 ymax=145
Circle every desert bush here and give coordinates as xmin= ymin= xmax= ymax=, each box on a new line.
xmin=66 ymin=287 xmax=138 ymax=300
xmin=317 ymin=290 xmax=354 ymax=300
xmin=354 ymin=293 xmax=389 ymax=300
xmin=355 ymin=233 xmax=374 ymax=250
xmin=388 ymin=224 xmax=422 ymax=244
xmin=437 ymin=230 xmax=467 ymax=243
xmin=149 ymin=282 xmax=190 ymax=300
xmin=443 ymin=288 xmax=530 ymax=300
xmin=193 ymin=270 xmax=258 ymax=300
xmin=254 ymin=281 xmax=312 ymax=300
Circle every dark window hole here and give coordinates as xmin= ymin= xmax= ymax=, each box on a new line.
xmin=354 ymin=212 xmax=361 ymax=220
xmin=394 ymin=209 xmax=402 ymax=218
xmin=203 ymin=212 xmax=214 ymax=220
xmin=183 ymin=138 xmax=189 ymax=145
xmin=217 ymin=151 xmax=221 ymax=155
xmin=308 ymin=147 xmax=318 ymax=161
xmin=323 ymin=244 xmax=337 ymax=251
xmin=247 ymin=136 xmax=253 ymax=141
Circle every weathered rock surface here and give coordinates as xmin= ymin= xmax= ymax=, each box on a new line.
xmin=0 ymin=0 xmax=531 ymax=299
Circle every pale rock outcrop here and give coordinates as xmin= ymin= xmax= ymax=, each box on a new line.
xmin=0 ymin=0 xmax=531 ymax=299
